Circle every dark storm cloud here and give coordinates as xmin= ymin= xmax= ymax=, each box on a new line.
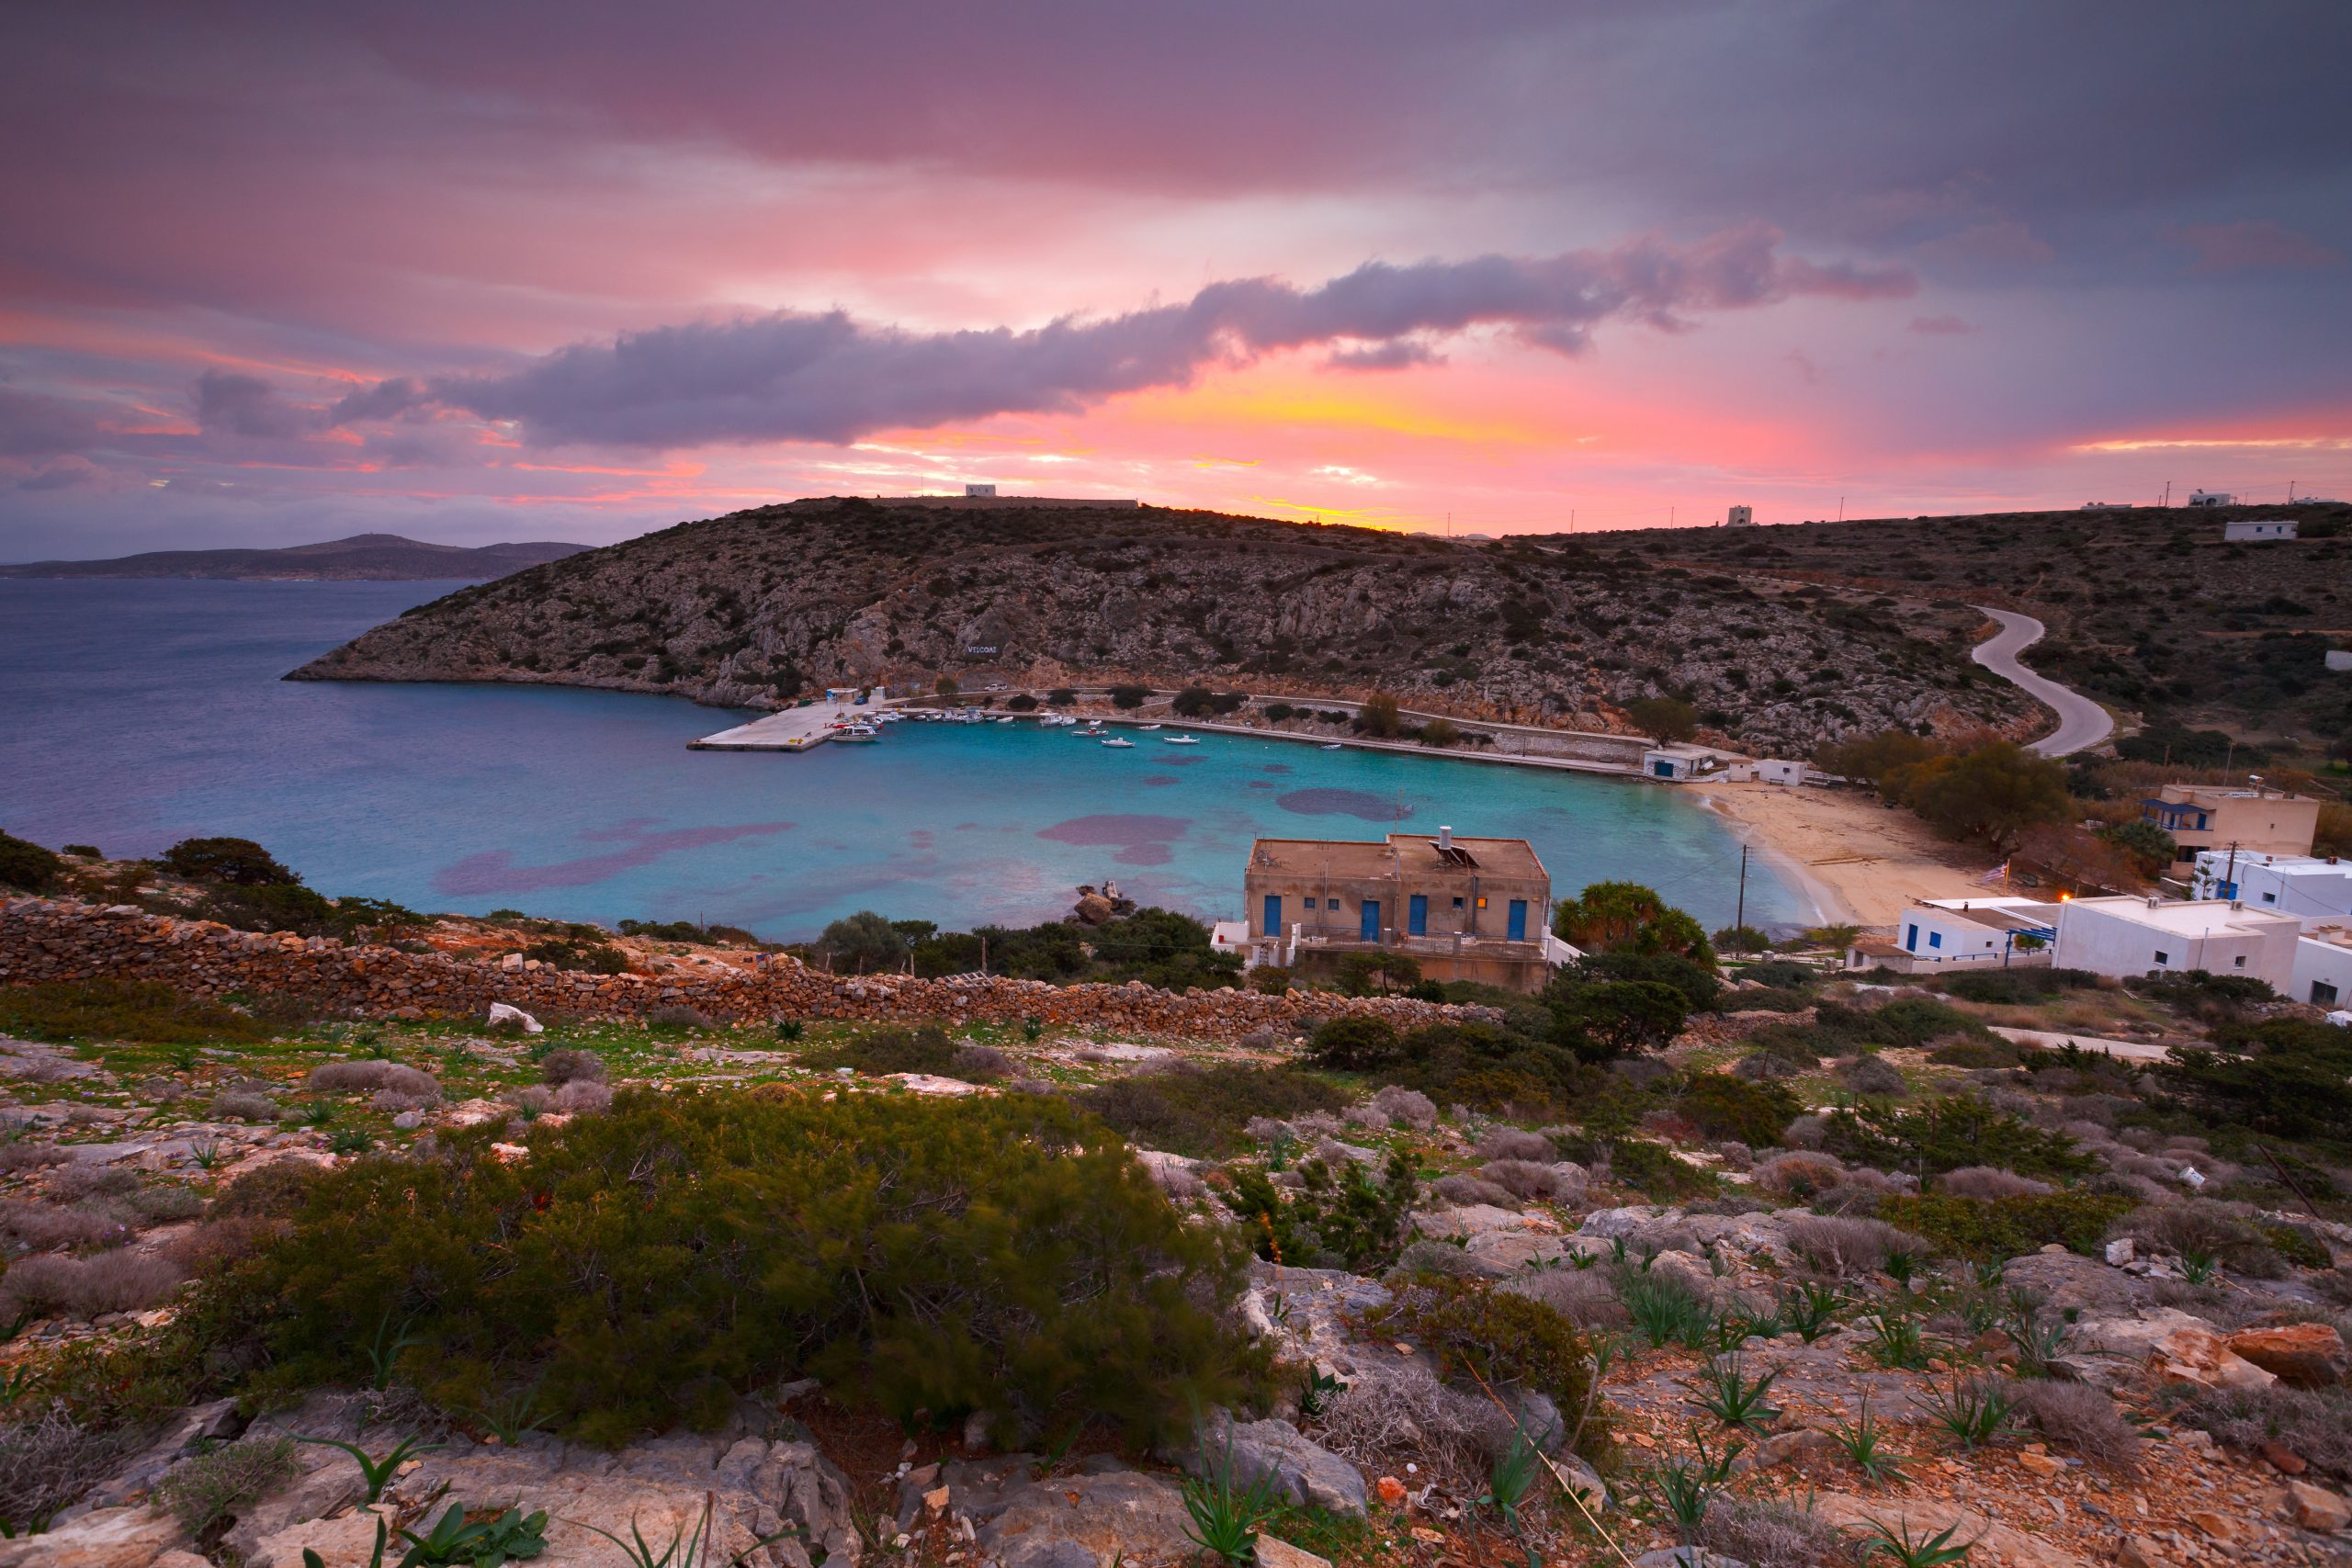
xmin=191 ymin=370 xmax=318 ymax=438
xmin=0 ymin=389 xmax=111 ymax=457
xmin=344 ymin=228 xmax=1912 ymax=448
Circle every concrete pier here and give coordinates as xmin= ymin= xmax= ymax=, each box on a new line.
xmin=689 ymin=702 xmax=874 ymax=751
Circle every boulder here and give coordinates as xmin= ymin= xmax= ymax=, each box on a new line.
xmin=0 ymin=1506 xmax=182 ymax=1568
xmin=2226 ymin=1323 xmax=2348 ymax=1387
xmin=1186 ymin=1417 xmax=1366 ymax=1519
xmin=2285 ymin=1481 xmax=2351 ymax=1533
xmin=2074 ymin=1309 xmax=2276 ymax=1392
xmin=1254 ymin=1539 xmax=1333 ymax=1568
xmin=977 ymin=1471 xmax=1194 ymax=1567
xmin=1811 ymin=1493 xmax=2097 ymax=1568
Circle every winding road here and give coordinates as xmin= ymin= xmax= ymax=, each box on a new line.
xmin=1970 ymin=605 xmax=2115 ymax=757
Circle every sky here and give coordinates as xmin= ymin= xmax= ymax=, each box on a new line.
xmin=3 ymin=0 xmax=2348 ymax=559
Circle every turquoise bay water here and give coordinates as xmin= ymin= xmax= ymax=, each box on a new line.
xmin=0 ymin=581 xmax=1802 ymax=942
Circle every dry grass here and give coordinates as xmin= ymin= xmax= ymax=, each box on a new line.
xmin=0 ymin=1248 xmax=186 ymax=1318
xmin=306 ymin=1060 xmax=440 ymax=1098
xmin=1787 ymin=1215 xmax=1924 ymax=1279
xmin=2007 ymin=1379 xmax=2142 ymax=1466
xmin=1476 ymin=1128 xmax=1555 ymax=1163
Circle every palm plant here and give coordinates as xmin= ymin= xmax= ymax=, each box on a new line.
xmin=1918 ymin=1376 xmax=2016 ymax=1451
xmin=1181 ymin=1430 xmax=1281 ymax=1563
xmin=1828 ymin=1399 xmax=1907 ymax=1485
xmin=1690 ymin=1354 xmax=1782 ymax=1435
xmin=1865 ymin=1517 xmax=1976 ymax=1565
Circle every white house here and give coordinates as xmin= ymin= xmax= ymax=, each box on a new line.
xmin=1882 ymin=897 xmax=2062 ymax=970
xmin=2191 ymin=851 xmax=2352 ymax=926
xmin=1641 ymin=745 xmax=1715 ymax=781
xmin=2188 ymin=491 xmax=2234 ymax=508
xmin=2222 ymin=519 xmax=2298 ymax=541
xmin=2292 ymin=925 xmax=2352 ymax=1009
xmin=2052 ymin=896 xmax=2302 ymax=990
xmin=1726 ymin=505 xmax=1755 ymax=526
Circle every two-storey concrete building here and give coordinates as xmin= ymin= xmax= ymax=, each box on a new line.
xmin=2138 ymin=782 xmax=2320 ymax=876
xmin=1242 ymin=828 xmax=1555 ymax=991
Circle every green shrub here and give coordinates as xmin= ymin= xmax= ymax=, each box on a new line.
xmin=1879 ymin=1192 xmax=2132 ymax=1260
xmin=207 ymin=1089 xmax=1259 ymax=1447
xmin=519 ymin=940 xmax=628 ymax=975
xmin=2262 ymin=1224 xmax=2333 ymax=1271
xmin=1823 ymin=1095 xmax=2092 ymax=1180
xmin=1080 ymin=1065 xmax=1344 ymax=1157
xmin=1364 ymin=1277 xmax=1610 ymax=1458
xmin=154 ymin=1436 xmax=300 ymax=1535
xmin=1603 ymin=1138 xmax=1722 ymax=1202
xmin=0 ymin=980 xmax=271 ymax=1044
xmin=1926 ymin=1038 xmax=2023 ymax=1068
xmin=0 ymin=831 xmax=65 ymax=893
xmin=2154 ymin=1022 xmax=2352 ymax=1139
xmin=1222 ymin=1152 xmax=1416 ymax=1272
xmin=1939 ymin=968 xmax=2098 ymax=1005
xmin=796 ymin=1024 xmax=960 ymax=1077
xmin=1306 ymin=1016 xmax=1400 ymax=1071
xmin=1676 ymin=1076 xmax=1798 ymax=1146
xmin=1108 ymin=684 xmax=1149 ymax=709
xmin=1730 ymin=961 xmax=1815 ymax=990
xmin=160 ymin=837 xmax=300 ymax=886
xmin=1860 ymin=998 xmax=1989 ymax=1048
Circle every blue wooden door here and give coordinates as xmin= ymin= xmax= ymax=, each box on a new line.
xmin=1263 ymin=895 xmax=1282 ymax=934
xmin=1408 ymin=894 xmax=1428 ymax=935
xmin=1905 ymin=923 xmax=1918 ymax=951
xmin=1507 ymin=900 xmax=1527 ymax=940
xmin=1360 ymin=900 xmax=1380 ymax=941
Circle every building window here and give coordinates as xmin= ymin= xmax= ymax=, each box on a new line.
xmin=2261 ymin=892 xmax=2275 ymax=903
xmin=1928 ymin=931 xmax=1941 ymax=949
xmin=2232 ymin=955 xmax=2245 ymax=969
xmin=2154 ymin=950 xmax=2169 ymax=965
xmin=1301 ymin=897 xmax=1316 ymax=909
xmin=1453 ymin=897 xmax=1465 ymax=909
xmin=2316 ymin=980 xmax=2341 ymax=1005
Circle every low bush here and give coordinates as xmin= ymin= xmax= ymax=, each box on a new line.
xmin=2006 ymin=1380 xmax=2140 ymax=1466
xmin=1823 ymin=1094 xmax=2092 ymax=1180
xmin=0 ymin=1198 xmax=135 ymax=1253
xmin=1878 ymin=1192 xmax=2132 ymax=1260
xmin=2153 ymin=1022 xmax=2352 ymax=1140
xmin=797 ymin=1024 xmax=958 ymax=1077
xmin=1498 ymin=1267 xmax=1627 ymax=1330
xmin=205 ymin=1089 xmax=1261 ymax=1447
xmin=1702 ymin=1494 xmax=1852 ymax=1568
xmin=1677 ymin=1076 xmax=1798 ymax=1145
xmin=1480 ymin=1160 xmax=1585 ymax=1203
xmin=1362 ymin=1276 xmax=1608 ymax=1460
xmin=537 ymin=1049 xmax=606 ymax=1087
xmin=1937 ymin=1166 xmax=2051 ymax=1201
xmin=1731 ymin=961 xmax=1816 ymax=990
xmin=1939 ymin=968 xmax=2098 ymax=1005
xmin=0 ymin=1411 xmax=139 ymax=1535
xmin=1841 ymin=1055 xmax=1909 ymax=1098
xmin=1751 ymin=1150 xmax=1845 ymax=1199
xmin=1370 ymin=1086 xmax=1437 ymax=1128
xmin=1223 ymin=1151 xmax=1417 ymax=1271
xmin=2116 ymin=1201 xmax=2288 ymax=1278
xmin=645 ymin=1003 xmax=712 ymax=1030
xmin=153 ymin=1436 xmax=300 ymax=1535
xmin=551 ymin=1080 xmax=612 ymax=1115
xmin=2 ymin=1250 xmax=186 ymax=1319
xmin=0 ymin=981 xmax=271 ymax=1045
xmin=950 ymin=1044 xmax=1013 ymax=1082
xmin=1476 ymin=1128 xmax=1555 ymax=1163
xmin=1786 ymin=1216 xmax=1924 ymax=1279
xmin=1430 ymin=1173 xmax=1513 ymax=1208
xmin=309 ymin=1061 xmax=440 ymax=1098
xmin=1860 ymin=997 xmax=1989 ymax=1048
xmin=2175 ymin=1382 xmax=2352 ymax=1479
xmin=1926 ymin=1038 xmax=2023 ymax=1068
xmin=0 ymin=832 xmax=66 ymax=893
xmin=0 ymin=1143 xmax=67 ymax=1174
xmin=1080 ymin=1064 xmax=1346 ymax=1158
xmin=49 ymin=1164 xmax=141 ymax=1201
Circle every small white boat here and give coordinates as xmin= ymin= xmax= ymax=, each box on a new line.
xmin=1140 ymin=724 xmax=1161 ymax=731
xmin=1162 ymin=735 xmax=1199 ymax=745
xmin=995 ymin=715 xmax=1015 ymax=724
xmin=1320 ymin=742 xmax=1342 ymax=750
xmin=1101 ymin=738 xmax=1135 ymax=749
xmin=832 ymin=726 xmax=880 ymax=743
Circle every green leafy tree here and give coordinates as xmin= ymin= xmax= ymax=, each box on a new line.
xmin=1419 ymin=717 xmax=1463 ymax=748
xmin=1108 ymin=684 xmax=1149 ymax=709
xmin=0 ymin=831 xmax=65 ymax=893
xmin=1170 ymin=686 xmax=1216 ymax=717
xmin=2154 ymin=1021 xmax=2352 ymax=1139
xmin=1711 ymin=924 xmax=1769 ymax=954
xmin=1886 ymin=741 xmax=2072 ymax=850
xmin=161 ymin=836 xmax=300 ymax=886
xmin=933 ymin=674 xmax=959 ymax=699
xmin=1550 ymin=979 xmax=1691 ymax=1061
xmin=2095 ymin=818 xmax=2177 ymax=876
xmin=818 ymin=910 xmax=908 ymax=974
xmin=1626 ymin=696 xmax=1697 ymax=742
xmin=1552 ymin=882 xmax=1714 ymax=964
xmin=1356 ymin=694 xmax=1403 ymax=739
xmin=1816 ymin=729 xmax=1942 ymax=785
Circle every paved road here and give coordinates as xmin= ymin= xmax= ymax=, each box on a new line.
xmin=1970 ymin=605 xmax=2115 ymax=757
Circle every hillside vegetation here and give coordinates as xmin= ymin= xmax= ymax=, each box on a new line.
xmin=291 ymin=500 xmax=2031 ymax=755
xmin=1602 ymin=501 xmax=2352 ymax=753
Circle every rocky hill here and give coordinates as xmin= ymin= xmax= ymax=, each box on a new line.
xmin=288 ymin=500 xmax=2033 ymax=755
xmin=0 ymin=533 xmax=587 ymax=581
xmin=1603 ymin=502 xmax=2352 ymax=753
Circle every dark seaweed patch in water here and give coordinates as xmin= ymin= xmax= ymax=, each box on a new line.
xmin=1245 ymin=780 xmax=1275 ymax=790
xmin=1261 ymin=763 xmax=1294 ymax=774
xmin=436 ymin=821 xmax=796 ymax=895
xmin=1141 ymin=775 xmax=1179 ymax=787
xmin=1035 ymin=814 xmax=1191 ymax=848
xmin=1275 ymin=788 xmax=1411 ymax=822
xmin=1158 ymin=755 xmax=1205 ymax=766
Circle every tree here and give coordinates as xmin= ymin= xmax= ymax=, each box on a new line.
xmin=1551 ymin=979 xmax=1690 ymax=1061
xmin=0 ymin=831 xmax=64 ymax=893
xmin=1711 ymin=924 xmax=1770 ymax=954
xmin=934 ymin=674 xmax=960 ymax=700
xmin=1356 ymin=694 xmax=1403 ymax=739
xmin=1888 ymin=740 xmax=2072 ymax=850
xmin=1625 ymin=696 xmax=1697 ymax=742
xmin=1816 ymin=729 xmax=1943 ymax=785
xmin=818 ymin=911 xmax=907 ymax=974
xmin=2096 ymin=818 xmax=2177 ymax=877
xmin=1419 ymin=717 xmax=1463 ymax=748
xmin=161 ymin=836 xmax=300 ymax=886
xmin=1108 ymin=685 xmax=1149 ymax=709
xmin=1046 ymin=688 xmax=1078 ymax=706
xmin=1005 ymin=693 xmax=1038 ymax=712
xmin=1551 ymin=882 xmax=1714 ymax=964
xmin=1170 ymin=686 xmax=1216 ymax=717
xmin=1248 ymin=965 xmax=1292 ymax=996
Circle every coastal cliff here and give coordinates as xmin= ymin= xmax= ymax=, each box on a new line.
xmin=288 ymin=499 xmax=2032 ymax=754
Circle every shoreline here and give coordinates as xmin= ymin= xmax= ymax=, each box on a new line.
xmin=1684 ymin=778 xmax=2000 ymax=928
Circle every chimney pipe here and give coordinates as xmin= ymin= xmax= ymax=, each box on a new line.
xmin=1439 ymin=826 xmax=1453 ymax=852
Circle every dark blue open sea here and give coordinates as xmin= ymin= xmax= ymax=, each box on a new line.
xmin=0 ymin=580 xmax=1802 ymax=942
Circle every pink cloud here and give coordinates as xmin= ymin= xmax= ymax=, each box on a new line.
xmin=2173 ymin=220 xmax=2340 ymax=274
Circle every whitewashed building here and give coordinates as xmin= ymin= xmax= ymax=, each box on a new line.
xmin=2052 ymin=896 xmax=2302 ymax=990
xmin=2222 ymin=518 xmax=2298 ymax=541
xmin=2191 ymin=851 xmax=2352 ymax=926
xmin=2292 ymin=924 xmax=2352 ymax=1009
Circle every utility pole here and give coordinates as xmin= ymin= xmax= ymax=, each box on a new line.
xmin=1838 ymin=495 xmax=1845 ymax=523
xmin=2223 ymin=840 xmax=2239 ymax=900
xmin=1734 ymin=844 xmax=1748 ymax=937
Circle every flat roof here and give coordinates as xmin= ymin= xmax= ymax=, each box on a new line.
xmin=1247 ymin=833 xmax=1546 ymax=881
xmin=2155 ymin=784 xmax=2316 ymax=805
xmin=2060 ymin=897 xmax=2301 ymax=936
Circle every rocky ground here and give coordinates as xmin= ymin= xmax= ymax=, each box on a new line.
xmin=0 ymin=956 xmax=2346 ymax=1568
xmin=286 ymin=499 xmax=2035 ymax=757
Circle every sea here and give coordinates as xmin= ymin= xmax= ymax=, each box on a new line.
xmin=0 ymin=580 xmax=1804 ymax=942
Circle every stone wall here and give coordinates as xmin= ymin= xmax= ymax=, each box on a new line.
xmin=0 ymin=898 xmax=1479 ymax=1042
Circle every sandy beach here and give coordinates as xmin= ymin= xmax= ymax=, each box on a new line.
xmin=1686 ymin=778 xmax=2001 ymax=926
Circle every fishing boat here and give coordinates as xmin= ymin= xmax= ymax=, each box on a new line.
xmin=1320 ymin=742 xmax=1342 ymax=750
xmin=1139 ymin=724 xmax=1161 ymax=730
xmin=831 ymin=724 xmax=881 ymax=743
xmin=1100 ymin=737 xmax=1135 ymax=749
xmin=1162 ymin=735 xmax=1199 ymax=745
xmin=995 ymin=715 xmax=1015 ymax=724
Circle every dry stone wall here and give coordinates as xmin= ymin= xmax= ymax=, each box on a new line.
xmin=0 ymin=898 xmax=1478 ymax=1042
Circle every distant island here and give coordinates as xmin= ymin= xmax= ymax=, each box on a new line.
xmin=0 ymin=533 xmax=589 ymax=581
